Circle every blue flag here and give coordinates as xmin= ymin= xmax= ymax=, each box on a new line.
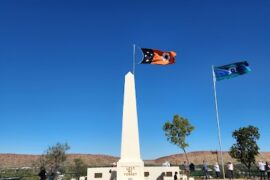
xmin=214 ymin=61 xmax=251 ymax=81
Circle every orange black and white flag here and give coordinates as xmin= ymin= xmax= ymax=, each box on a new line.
xmin=140 ymin=48 xmax=176 ymax=65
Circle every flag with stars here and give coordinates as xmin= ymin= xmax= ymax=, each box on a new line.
xmin=214 ymin=61 xmax=251 ymax=81
xmin=140 ymin=48 xmax=176 ymax=65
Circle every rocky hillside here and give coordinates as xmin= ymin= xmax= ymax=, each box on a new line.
xmin=0 ymin=151 xmax=269 ymax=168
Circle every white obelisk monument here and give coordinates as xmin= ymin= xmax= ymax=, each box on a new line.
xmin=87 ymin=72 xmax=184 ymax=180
xmin=117 ymin=72 xmax=144 ymax=180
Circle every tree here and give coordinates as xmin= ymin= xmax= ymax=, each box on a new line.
xmin=34 ymin=154 xmax=47 ymax=170
xmin=163 ymin=114 xmax=195 ymax=163
xmin=71 ymin=158 xmax=87 ymax=180
xmin=45 ymin=142 xmax=70 ymax=177
xmin=229 ymin=125 xmax=260 ymax=177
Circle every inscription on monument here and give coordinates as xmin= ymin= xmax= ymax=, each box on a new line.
xmin=123 ymin=166 xmax=137 ymax=176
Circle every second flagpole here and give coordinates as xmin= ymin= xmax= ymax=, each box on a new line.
xmin=212 ymin=65 xmax=225 ymax=179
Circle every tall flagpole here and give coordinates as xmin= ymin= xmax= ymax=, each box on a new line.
xmin=212 ymin=65 xmax=225 ymax=179
xmin=133 ymin=44 xmax=136 ymax=76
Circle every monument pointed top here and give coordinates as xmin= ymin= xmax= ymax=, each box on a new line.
xmin=125 ymin=71 xmax=134 ymax=78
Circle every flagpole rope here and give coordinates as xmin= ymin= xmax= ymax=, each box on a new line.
xmin=136 ymin=45 xmax=141 ymax=49
xmin=212 ymin=65 xmax=225 ymax=179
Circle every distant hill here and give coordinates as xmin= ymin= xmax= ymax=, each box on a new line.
xmin=1 ymin=151 xmax=269 ymax=168
xmin=0 ymin=154 xmax=118 ymax=169
xmin=154 ymin=151 xmax=270 ymax=165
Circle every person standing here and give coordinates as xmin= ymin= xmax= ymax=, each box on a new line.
xmin=227 ymin=161 xmax=234 ymax=180
xmin=189 ymin=162 xmax=195 ymax=176
xmin=49 ymin=172 xmax=55 ymax=180
xmin=174 ymin=172 xmax=178 ymax=180
xmin=203 ymin=160 xmax=209 ymax=179
xmin=259 ymin=160 xmax=266 ymax=180
xmin=214 ymin=162 xmax=221 ymax=178
xmin=266 ymin=162 xmax=270 ymax=180
xmin=38 ymin=167 xmax=47 ymax=180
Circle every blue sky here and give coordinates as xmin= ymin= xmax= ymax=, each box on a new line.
xmin=0 ymin=0 xmax=269 ymax=159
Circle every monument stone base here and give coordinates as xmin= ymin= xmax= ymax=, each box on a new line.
xmin=87 ymin=166 xmax=191 ymax=180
